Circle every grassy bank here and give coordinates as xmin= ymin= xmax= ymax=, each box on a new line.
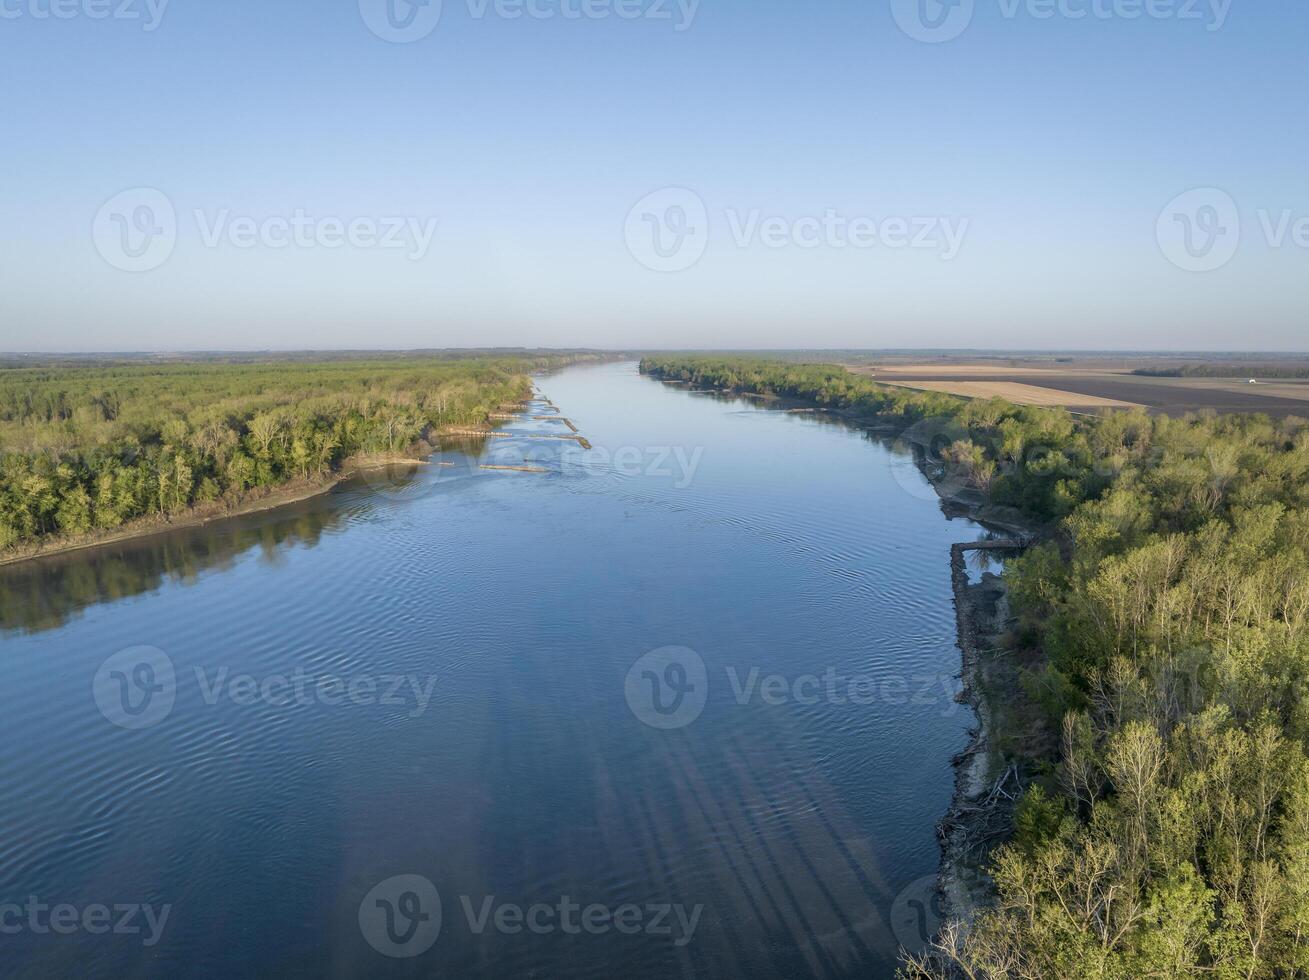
xmin=642 ymin=356 xmax=1309 ymax=978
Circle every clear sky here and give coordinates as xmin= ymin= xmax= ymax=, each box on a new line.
xmin=1 ymin=0 xmax=1305 ymax=352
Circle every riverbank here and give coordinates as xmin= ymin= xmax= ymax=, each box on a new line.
xmin=0 ymin=356 xmax=566 ymax=570
xmin=913 ymin=463 xmax=1047 ymax=922
xmin=0 ymin=453 xmax=429 ymax=568
xmin=0 ymin=370 xmax=562 ymax=569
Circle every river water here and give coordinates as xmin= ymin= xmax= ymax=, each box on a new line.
xmin=0 ymin=361 xmax=985 ymax=979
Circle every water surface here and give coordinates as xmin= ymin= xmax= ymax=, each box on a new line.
xmin=0 ymin=362 xmax=983 ymax=979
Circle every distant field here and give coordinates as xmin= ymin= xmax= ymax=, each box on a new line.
xmin=1169 ymin=379 xmax=1309 ymax=402
xmin=871 ymin=378 xmax=1142 ymax=410
xmin=847 ymin=359 xmax=1309 ymax=417
xmin=874 ymin=365 xmax=1080 ymax=377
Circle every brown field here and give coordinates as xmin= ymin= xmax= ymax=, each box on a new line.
xmin=874 ymin=379 xmax=1143 ymax=410
xmin=845 ymin=358 xmax=1309 ymax=417
xmin=1169 ymin=379 xmax=1309 ymax=403
xmin=874 ymin=365 xmax=1080 ymax=377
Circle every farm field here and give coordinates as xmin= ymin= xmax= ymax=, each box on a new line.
xmin=845 ymin=357 xmax=1309 ymax=416
xmin=866 ymin=378 xmax=1143 ymax=411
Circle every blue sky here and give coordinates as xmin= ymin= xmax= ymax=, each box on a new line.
xmin=1 ymin=0 xmax=1305 ymax=351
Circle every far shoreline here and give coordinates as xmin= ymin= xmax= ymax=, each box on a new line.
xmin=0 ymin=453 xmax=432 ymax=569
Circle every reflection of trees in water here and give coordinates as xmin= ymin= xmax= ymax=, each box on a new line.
xmin=0 ymin=508 xmax=344 ymax=634
xmin=586 ymin=720 xmax=905 ymax=976
xmin=967 ymin=549 xmax=1001 ymax=577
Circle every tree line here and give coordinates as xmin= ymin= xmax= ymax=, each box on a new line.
xmin=1135 ymin=364 xmax=1309 ymax=379
xmin=0 ymin=356 xmax=561 ymax=552
xmin=641 ymin=356 xmax=1309 ymax=978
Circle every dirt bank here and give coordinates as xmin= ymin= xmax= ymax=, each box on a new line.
xmin=915 ymin=459 xmax=1046 ymax=923
xmin=937 ymin=546 xmax=1018 ymax=917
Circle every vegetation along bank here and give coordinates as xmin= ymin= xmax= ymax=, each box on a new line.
xmin=0 ymin=355 xmax=598 ymax=563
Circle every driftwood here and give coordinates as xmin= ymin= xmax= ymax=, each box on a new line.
xmin=442 ymin=428 xmax=511 ymax=438
xmin=939 ymin=762 xmax=1024 ymax=859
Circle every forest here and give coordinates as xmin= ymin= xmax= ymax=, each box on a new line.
xmin=642 ymin=356 xmax=1309 ymax=978
xmin=0 ymin=355 xmax=578 ymax=555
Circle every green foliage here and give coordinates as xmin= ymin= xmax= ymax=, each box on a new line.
xmin=1012 ymin=783 xmax=1066 ymax=857
xmin=0 ymin=356 xmax=548 ymax=550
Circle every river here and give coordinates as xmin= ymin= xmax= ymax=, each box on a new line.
xmin=0 ymin=361 xmax=986 ymax=979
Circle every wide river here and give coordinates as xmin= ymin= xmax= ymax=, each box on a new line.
xmin=0 ymin=362 xmax=989 ymax=979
